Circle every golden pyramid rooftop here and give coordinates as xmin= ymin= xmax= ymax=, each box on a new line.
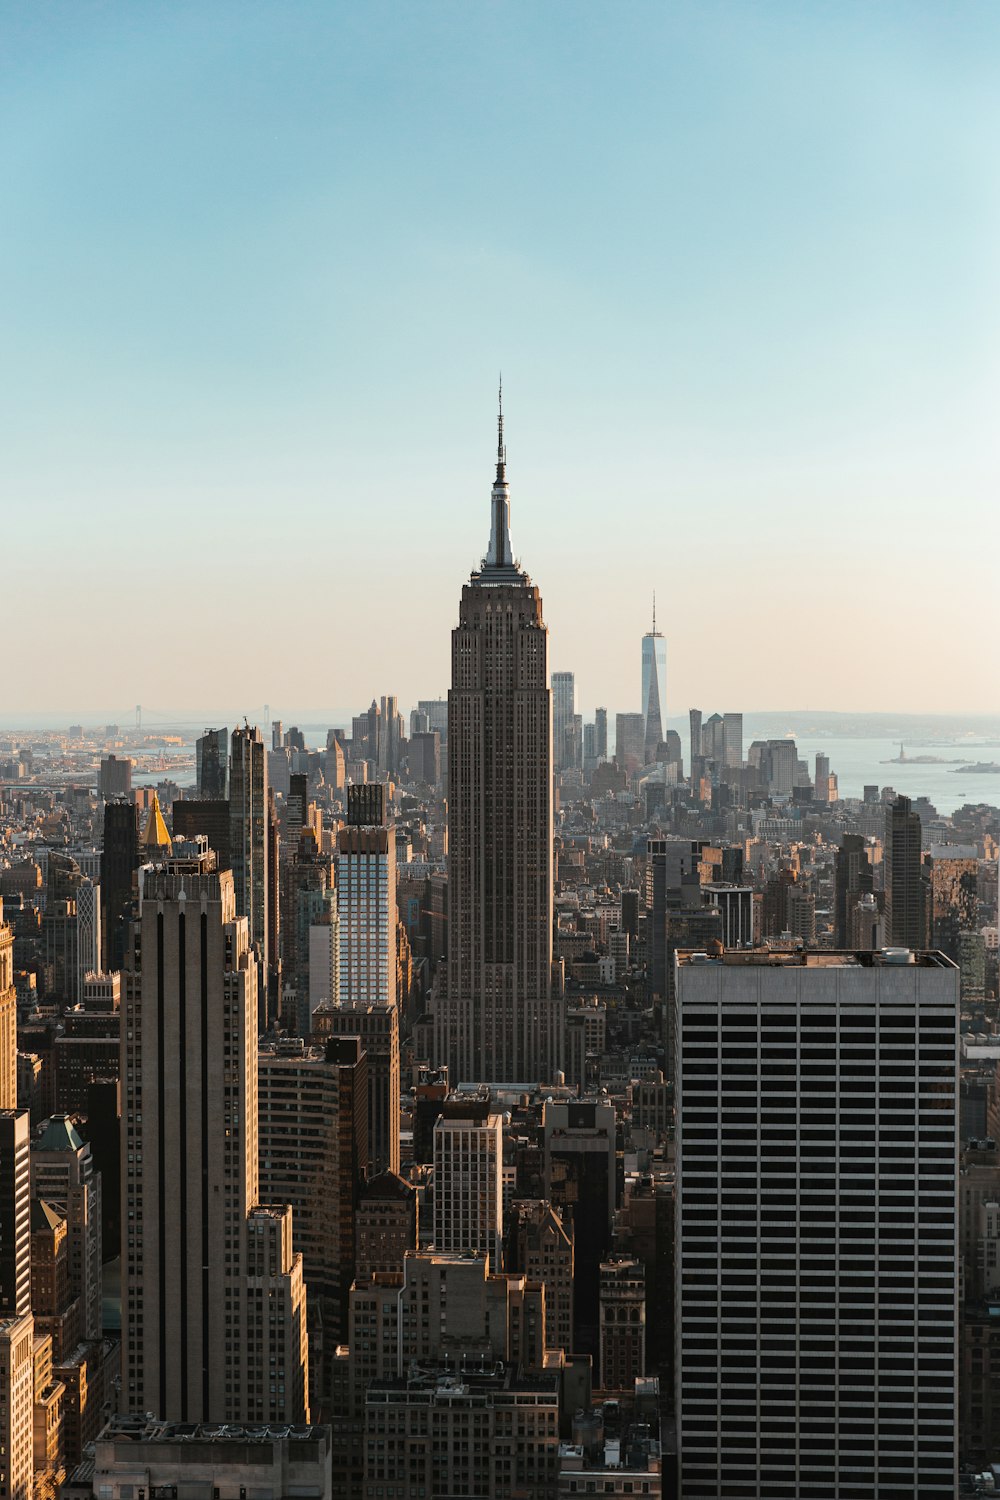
xmin=140 ymin=793 xmax=173 ymax=851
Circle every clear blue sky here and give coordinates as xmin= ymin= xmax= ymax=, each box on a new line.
xmin=2 ymin=1 xmax=997 ymax=723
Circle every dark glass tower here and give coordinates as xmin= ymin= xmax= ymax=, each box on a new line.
xmin=885 ymin=795 xmax=928 ymax=948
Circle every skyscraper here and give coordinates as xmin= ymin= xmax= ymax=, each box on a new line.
xmin=594 ymin=706 xmax=608 ymax=761
xmin=689 ymin=708 xmax=703 ymax=779
xmin=551 ymin=671 xmax=576 ymax=772
xmin=722 ymin=711 xmax=743 ymax=768
xmin=885 ymin=794 xmax=928 ymax=948
xmin=0 ymin=1113 xmax=31 ymax=1318
xmin=230 ymin=724 xmax=269 ymax=1025
xmin=121 ymin=861 xmax=308 ymax=1424
xmin=195 ymin=727 xmax=229 ymax=800
xmin=432 ymin=1110 xmax=503 ymax=1270
xmin=611 ymin=712 xmax=642 ymax=774
xmin=434 ymin=395 xmax=558 ymax=1084
xmin=101 ymin=799 xmax=139 ymax=974
xmin=333 ymin=784 xmax=400 ymax=1175
xmin=0 ymin=1111 xmax=33 ymax=1500
xmin=0 ymin=901 xmax=16 ymax=1109
xmin=834 ymin=834 xmax=874 ymax=948
xmin=641 ymin=597 xmax=666 ymax=763
xmin=674 ymin=947 xmax=958 ymax=1497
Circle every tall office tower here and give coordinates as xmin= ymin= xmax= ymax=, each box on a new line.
xmin=258 ymin=1037 xmax=366 ymax=1367
xmin=705 ymin=883 xmax=755 ymax=947
xmin=417 ymin=699 xmax=449 ymax=743
xmin=0 ymin=902 xmax=16 ymax=1108
xmin=930 ymin=855 xmax=979 ymax=962
xmin=0 ymin=1113 xmax=31 ymax=1317
xmin=615 ymin=711 xmax=645 ymax=772
xmin=99 ymin=754 xmax=132 ymax=800
xmin=763 ymin=737 xmax=798 ymax=796
xmin=432 ymin=1110 xmax=503 ymax=1269
xmin=582 ymin=721 xmax=596 ymax=769
xmin=271 ymin=720 xmax=283 ymax=751
xmin=641 ymin=597 xmax=667 ymax=763
xmin=0 ymin=1110 xmax=34 ymax=1500
xmin=675 ymin=948 xmax=958 ymax=1498
xmin=722 ymin=711 xmax=743 ymax=768
xmin=594 ymin=706 xmax=608 ymax=760
xmin=322 ymin=1002 xmax=398 ymax=1178
xmin=338 ymin=783 xmax=396 ymax=1009
xmin=701 ymin=712 xmax=725 ymax=763
xmin=75 ymin=879 xmax=101 ymax=1000
xmin=266 ymin=785 xmax=281 ymax=1018
xmin=195 ymin=727 xmax=229 ymax=800
xmin=689 ymin=708 xmax=703 ymax=777
xmin=814 ymin=750 xmax=831 ymax=802
xmin=380 ymin=695 xmax=404 ymax=777
xmin=435 ymin=398 xmax=558 ymax=1084
xmin=306 ymin=889 xmax=339 ymax=1031
xmin=355 ymin=1172 xmax=418 ymax=1279
xmin=335 ymin=783 xmax=399 ymax=1174
xmin=31 ymin=1115 xmax=102 ymax=1339
xmin=885 ymin=794 xmax=928 ymax=948
xmin=230 ymin=725 xmax=269 ymax=1022
xmin=506 ymin=1199 xmax=574 ymax=1356
xmin=551 ymin=671 xmax=576 ymax=772
xmin=121 ymin=863 xmax=308 ymax=1424
xmin=543 ymin=1100 xmax=617 ymax=1359
xmin=598 ymin=1257 xmax=646 ymax=1392
xmin=834 ymin=834 xmax=874 ymax=947
xmin=101 ymin=800 xmax=139 ymax=974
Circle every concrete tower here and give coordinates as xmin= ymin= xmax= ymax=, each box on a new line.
xmin=435 ymin=390 xmax=559 ymax=1083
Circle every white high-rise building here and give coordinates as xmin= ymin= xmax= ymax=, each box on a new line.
xmin=433 ymin=1112 xmax=503 ymax=1271
xmin=641 ymin=596 xmax=667 ymax=763
xmin=551 ymin=671 xmax=576 ymax=772
xmin=674 ymin=947 xmax=958 ymax=1498
xmin=337 ymin=784 xmax=396 ymax=1010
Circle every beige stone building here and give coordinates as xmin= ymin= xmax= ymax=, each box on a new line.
xmin=122 ymin=863 xmax=307 ymax=1424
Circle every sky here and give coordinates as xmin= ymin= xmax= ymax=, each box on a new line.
xmin=1 ymin=0 xmax=998 ymax=725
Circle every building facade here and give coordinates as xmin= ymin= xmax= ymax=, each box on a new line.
xmin=435 ymin=400 xmax=559 ymax=1084
xmin=121 ymin=863 xmax=307 ymax=1424
xmin=674 ymin=948 xmax=958 ymax=1498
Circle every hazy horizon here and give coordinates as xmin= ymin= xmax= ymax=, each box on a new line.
xmin=2 ymin=2 xmax=997 ymax=713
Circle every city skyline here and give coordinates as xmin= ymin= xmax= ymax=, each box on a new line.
xmin=2 ymin=3 xmax=997 ymax=715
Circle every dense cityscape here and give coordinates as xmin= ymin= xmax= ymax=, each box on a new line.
xmin=0 ymin=415 xmax=995 ymax=1497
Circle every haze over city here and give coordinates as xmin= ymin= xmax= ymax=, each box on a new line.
xmin=3 ymin=1 xmax=999 ymax=714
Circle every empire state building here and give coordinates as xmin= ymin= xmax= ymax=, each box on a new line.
xmin=434 ymin=396 xmax=561 ymax=1084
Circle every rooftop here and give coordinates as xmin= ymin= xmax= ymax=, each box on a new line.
xmin=100 ymin=1415 xmax=327 ymax=1445
xmin=676 ymin=947 xmax=955 ymax=970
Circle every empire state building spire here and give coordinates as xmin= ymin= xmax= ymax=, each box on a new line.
xmin=484 ymin=380 xmax=515 ymax=572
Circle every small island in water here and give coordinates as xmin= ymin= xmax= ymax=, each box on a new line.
xmin=951 ymin=762 xmax=1000 ymax=775
xmin=881 ymin=744 xmax=963 ymax=765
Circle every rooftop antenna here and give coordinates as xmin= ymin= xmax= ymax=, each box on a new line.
xmin=496 ymin=373 xmax=506 ymax=480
